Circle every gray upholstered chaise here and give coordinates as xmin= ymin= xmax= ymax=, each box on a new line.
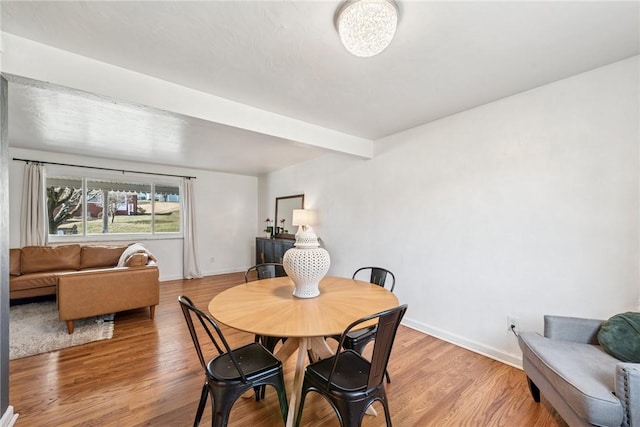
xmin=518 ymin=315 xmax=640 ymax=427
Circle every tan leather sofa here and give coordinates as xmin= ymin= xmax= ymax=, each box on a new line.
xmin=10 ymin=244 xmax=159 ymax=333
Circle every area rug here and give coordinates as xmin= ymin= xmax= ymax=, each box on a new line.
xmin=10 ymin=301 xmax=114 ymax=360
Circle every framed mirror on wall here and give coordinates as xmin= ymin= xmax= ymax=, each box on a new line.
xmin=275 ymin=194 xmax=304 ymax=240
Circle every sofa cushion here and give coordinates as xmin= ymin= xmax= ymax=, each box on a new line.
xmin=80 ymin=245 xmax=127 ymax=269
xmin=519 ymin=331 xmax=623 ymax=426
xmin=10 ymin=249 xmax=21 ymax=276
xmin=21 ymin=245 xmax=81 ymax=274
xmin=10 ymin=270 xmax=75 ymax=291
xmin=598 ymin=312 xmax=640 ymax=363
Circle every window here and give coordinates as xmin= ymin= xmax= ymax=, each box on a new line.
xmin=47 ymin=176 xmax=181 ymax=238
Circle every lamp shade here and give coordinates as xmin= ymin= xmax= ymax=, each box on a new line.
xmin=336 ymin=0 xmax=399 ymax=57
xmin=292 ymin=209 xmax=316 ymax=226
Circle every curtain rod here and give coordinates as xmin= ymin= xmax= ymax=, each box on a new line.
xmin=12 ymin=158 xmax=196 ymax=180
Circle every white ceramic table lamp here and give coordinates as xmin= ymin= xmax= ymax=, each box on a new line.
xmin=283 ymin=209 xmax=331 ymax=298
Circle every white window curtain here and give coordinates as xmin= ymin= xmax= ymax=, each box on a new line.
xmin=182 ymin=178 xmax=202 ymax=279
xmin=20 ymin=162 xmax=47 ymax=246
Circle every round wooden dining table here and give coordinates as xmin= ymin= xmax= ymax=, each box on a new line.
xmin=208 ymin=275 xmax=399 ymax=427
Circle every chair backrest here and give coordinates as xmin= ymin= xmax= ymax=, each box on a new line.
xmin=178 ymin=295 xmax=249 ymax=382
xmin=244 ymin=263 xmax=286 ymax=283
xmin=330 ymin=304 xmax=407 ymax=389
xmin=352 ymin=266 xmax=396 ymax=292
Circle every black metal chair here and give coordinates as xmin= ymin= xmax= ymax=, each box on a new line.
xmin=352 ymin=266 xmax=396 ymax=293
xmin=244 ymin=263 xmax=288 ymax=399
xmin=244 ymin=263 xmax=287 ymax=283
xmin=178 ymin=295 xmax=288 ymax=427
xmin=295 ymin=304 xmax=408 ymax=427
xmin=330 ymin=267 xmax=397 ymax=383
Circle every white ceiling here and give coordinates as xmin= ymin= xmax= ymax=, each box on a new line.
xmin=2 ymin=1 xmax=639 ymax=176
xmin=6 ymin=75 xmax=331 ymax=176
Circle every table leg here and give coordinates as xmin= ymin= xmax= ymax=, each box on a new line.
xmin=274 ymin=337 xmax=300 ymax=362
xmin=283 ymin=337 xmax=309 ymax=427
xmin=307 ymin=336 xmax=333 ymax=360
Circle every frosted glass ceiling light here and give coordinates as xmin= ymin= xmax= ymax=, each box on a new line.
xmin=336 ymin=0 xmax=399 ymax=57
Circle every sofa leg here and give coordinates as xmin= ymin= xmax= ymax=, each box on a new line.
xmin=66 ymin=320 xmax=74 ymax=334
xmin=527 ymin=377 xmax=540 ymax=403
xmin=149 ymin=305 xmax=156 ymax=319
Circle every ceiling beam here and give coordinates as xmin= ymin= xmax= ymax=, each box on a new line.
xmin=0 ymin=33 xmax=373 ymax=159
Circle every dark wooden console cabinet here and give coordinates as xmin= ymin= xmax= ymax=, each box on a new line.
xmin=255 ymin=237 xmax=294 ymax=264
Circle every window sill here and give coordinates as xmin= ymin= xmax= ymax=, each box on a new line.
xmin=47 ymin=233 xmax=183 ymax=244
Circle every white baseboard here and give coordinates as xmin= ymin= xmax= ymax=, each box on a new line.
xmin=198 ymin=267 xmax=246 ymax=277
xmin=159 ymin=273 xmax=185 ymax=281
xmin=402 ymin=317 xmax=523 ymax=369
xmin=0 ymin=406 xmax=18 ymax=427
xmin=159 ymin=268 xmax=246 ymax=282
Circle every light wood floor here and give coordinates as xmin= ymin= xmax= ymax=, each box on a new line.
xmin=9 ymin=273 xmax=567 ymax=426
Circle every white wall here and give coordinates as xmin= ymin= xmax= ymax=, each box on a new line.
xmin=259 ymin=56 xmax=640 ymax=366
xmin=9 ymin=147 xmax=258 ymax=280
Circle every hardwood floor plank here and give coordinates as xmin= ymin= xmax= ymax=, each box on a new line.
xmin=9 ymin=273 xmax=567 ymax=426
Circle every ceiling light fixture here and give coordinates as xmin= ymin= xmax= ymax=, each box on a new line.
xmin=335 ymin=0 xmax=399 ymax=57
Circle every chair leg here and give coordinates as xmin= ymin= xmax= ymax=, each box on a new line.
xmin=260 ymin=384 xmax=267 ymax=400
xmin=294 ymin=388 xmax=308 ymax=427
xmin=334 ymin=399 xmax=364 ymax=427
xmin=385 ymin=369 xmax=391 ymax=384
xmin=527 ymin=377 xmax=541 ymax=403
xmin=266 ymin=371 xmax=289 ymax=425
xmin=279 ymin=381 xmax=289 ymax=424
xmin=210 ymin=386 xmax=240 ymax=427
xmin=381 ymin=398 xmax=393 ymax=427
xmin=194 ymin=383 xmax=208 ymax=427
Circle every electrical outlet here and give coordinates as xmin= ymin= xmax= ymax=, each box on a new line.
xmin=507 ymin=316 xmax=520 ymax=332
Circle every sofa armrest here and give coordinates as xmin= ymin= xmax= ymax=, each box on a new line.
xmin=543 ymin=315 xmax=603 ymax=344
xmin=617 ymin=363 xmax=640 ymax=427
xmin=58 ymin=265 xmax=159 ymax=321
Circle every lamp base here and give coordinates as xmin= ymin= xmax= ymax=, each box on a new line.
xmin=292 ymin=283 xmax=321 ymax=299
xmin=283 ymin=247 xmax=330 ymax=299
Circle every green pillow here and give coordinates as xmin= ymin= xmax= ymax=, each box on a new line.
xmin=598 ymin=312 xmax=640 ymax=363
